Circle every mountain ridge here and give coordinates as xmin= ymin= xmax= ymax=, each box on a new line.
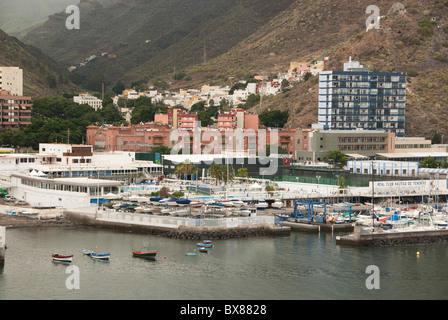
xmin=17 ymin=0 xmax=448 ymax=139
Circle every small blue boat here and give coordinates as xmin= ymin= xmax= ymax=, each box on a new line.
xmin=83 ymin=249 xmax=93 ymax=256
xmin=91 ymin=253 xmax=110 ymax=260
xmin=197 ymin=243 xmax=212 ymax=247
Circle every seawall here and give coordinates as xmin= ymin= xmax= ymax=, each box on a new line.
xmin=64 ymin=210 xmax=291 ymax=239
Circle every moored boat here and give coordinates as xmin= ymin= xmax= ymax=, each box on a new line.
xmin=271 ymin=199 xmax=283 ymax=209
xmin=197 ymin=242 xmax=212 ymax=247
xmin=132 ymin=249 xmax=157 ymax=258
xmin=91 ymin=252 xmax=111 ymax=260
xmin=83 ymin=249 xmax=93 ymax=256
xmin=256 ymin=200 xmax=268 ymax=210
xmin=52 ymin=253 xmax=73 ymax=263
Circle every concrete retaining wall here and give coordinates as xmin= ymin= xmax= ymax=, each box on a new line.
xmin=337 ymin=226 xmax=448 ymax=246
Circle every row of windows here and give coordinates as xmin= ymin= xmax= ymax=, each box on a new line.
xmin=338 ymin=137 xmax=386 ymax=143
xmin=338 ymin=144 xmax=387 ymax=151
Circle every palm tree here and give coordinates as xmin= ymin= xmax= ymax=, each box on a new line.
xmin=236 ymin=167 xmax=249 ymax=183
xmin=175 ymin=160 xmax=199 ymax=180
xmin=208 ymin=163 xmax=223 ymax=185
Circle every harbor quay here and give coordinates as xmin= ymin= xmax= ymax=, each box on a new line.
xmin=64 ymin=208 xmax=291 ymax=240
xmin=336 ymin=226 xmax=448 ymax=247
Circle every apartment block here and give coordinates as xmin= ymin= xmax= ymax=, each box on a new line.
xmin=317 ymin=58 xmax=406 ymax=137
xmin=217 ymin=109 xmax=259 ymax=131
xmin=0 ymin=90 xmax=32 ymax=131
xmin=0 ymin=67 xmax=23 ymax=96
xmin=295 ymin=129 xmax=395 ymax=162
xmin=86 ymin=123 xmax=171 ymax=152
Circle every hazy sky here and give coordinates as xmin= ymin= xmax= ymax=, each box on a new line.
xmin=0 ymin=0 xmax=81 ymax=35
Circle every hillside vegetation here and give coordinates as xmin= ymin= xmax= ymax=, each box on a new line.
xmin=16 ymin=0 xmax=448 ymax=139
xmin=0 ymin=29 xmax=80 ymax=98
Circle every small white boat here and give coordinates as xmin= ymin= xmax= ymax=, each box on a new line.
xmin=91 ymin=253 xmax=110 ymax=260
xmin=103 ymin=193 xmax=122 ymax=200
xmin=174 ymin=209 xmax=189 ymax=217
xmin=143 ymin=207 xmax=153 ymax=214
xmin=52 ymin=253 xmax=73 ymax=263
xmin=239 ymin=209 xmax=251 ymax=217
xmin=134 ymin=206 xmax=145 ymax=213
xmin=161 ymin=208 xmax=172 ymax=215
xmin=271 ymin=199 xmax=283 ymax=209
xmin=256 ymin=200 xmax=268 ymax=210
xmin=230 ymin=199 xmax=245 ymax=206
xmin=112 ymin=203 xmax=122 ymax=210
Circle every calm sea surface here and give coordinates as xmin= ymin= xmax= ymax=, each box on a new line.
xmin=1 ymin=227 xmax=448 ymax=300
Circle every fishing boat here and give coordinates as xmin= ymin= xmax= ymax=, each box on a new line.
xmin=83 ymin=249 xmax=93 ymax=256
xmin=91 ymin=253 xmax=111 ymax=260
xmin=132 ymin=249 xmax=157 ymax=258
xmin=52 ymin=253 xmax=73 ymax=263
xmin=203 ymin=240 xmax=212 ymax=244
xmin=199 ymin=247 xmax=208 ymax=253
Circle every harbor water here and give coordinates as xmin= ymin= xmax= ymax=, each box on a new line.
xmin=1 ymin=227 xmax=448 ymax=300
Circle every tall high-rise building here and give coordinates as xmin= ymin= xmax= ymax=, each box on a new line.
xmin=317 ymin=58 xmax=407 ymax=137
xmin=0 ymin=67 xmax=23 ymax=96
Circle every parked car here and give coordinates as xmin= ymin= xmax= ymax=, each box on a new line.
xmin=15 ymin=200 xmax=28 ymax=206
xmin=5 ymin=195 xmax=16 ymax=202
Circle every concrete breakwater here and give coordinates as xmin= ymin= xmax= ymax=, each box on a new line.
xmin=163 ymin=226 xmax=290 ymax=240
xmin=336 ymin=226 xmax=448 ymax=246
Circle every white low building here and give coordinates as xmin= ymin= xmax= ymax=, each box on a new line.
xmin=347 ymin=160 xmax=420 ymax=177
xmin=73 ymin=94 xmax=103 ymax=111
xmin=0 ymin=143 xmax=163 ymax=183
xmin=9 ymin=173 xmax=124 ymax=210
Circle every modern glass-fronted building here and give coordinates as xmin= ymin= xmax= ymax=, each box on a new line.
xmin=317 ymin=59 xmax=406 ymax=137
